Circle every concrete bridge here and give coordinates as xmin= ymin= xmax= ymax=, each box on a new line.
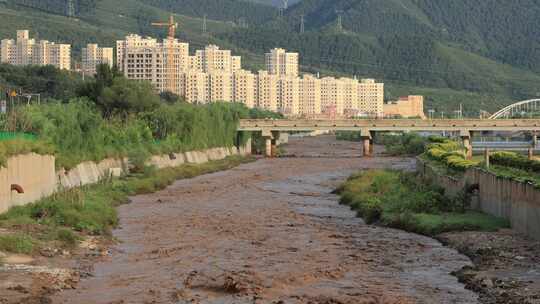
xmin=238 ymin=119 xmax=540 ymax=158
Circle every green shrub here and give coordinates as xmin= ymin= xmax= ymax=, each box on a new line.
xmin=338 ymin=170 xmax=508 ymax=236
xmin=0 ymin=234 xmax=36 ymax=254
xmin=491 ymin=151 xmax=540 ymax=173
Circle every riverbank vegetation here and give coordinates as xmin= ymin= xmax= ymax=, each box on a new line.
xmin=337 ymin=170 xmax=509 ymax=236
xmin=0 ymin=65 xmax=278 ymax=169
xmin=0 ymin=155 xmax=253 ymax=254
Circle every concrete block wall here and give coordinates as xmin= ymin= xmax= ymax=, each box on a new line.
xmin=417 ymin=158 xmax=540 ymax=240
xmin=0 ymin=153 xmax=56 ymax=214
xmin=1 ymin=143 xmax=251 ymax=214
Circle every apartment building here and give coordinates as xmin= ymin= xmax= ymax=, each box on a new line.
xmin=265 ymin=48 xmax=299 ymax=77
xmin=359 ymin=79 xmax=384 ymax=117
xmin=82 ymin=44 xmax=114 ymax=76
xmin=116 ymin=34 xmax=189 ymax=93
xmin=192 ymin=45 xmax=241 ymax=73
xmin=116 ymin=33 xmax=385 ymax=117
xmin=384 ymin=95 xmax=426 ymax=119
xmin=1 ymin=30 xmax=71 ymax=70
xmin=233 ymin=69 xmax=256 ymax=108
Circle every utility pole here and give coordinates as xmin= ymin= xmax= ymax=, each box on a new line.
xmin=300 ymin=14 xmax=305 ymax=33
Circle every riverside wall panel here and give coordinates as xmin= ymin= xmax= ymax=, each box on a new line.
xmin=1 ymin=143 xmax=251 ymax=214
xmin=0 ymin=153 xmax=56 ymax=214
xmin=418 ymin=159 xmax=540 ymax=240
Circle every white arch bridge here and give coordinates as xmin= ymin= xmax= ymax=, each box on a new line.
xmin=490 ymin=99 xmax=540 ymax=119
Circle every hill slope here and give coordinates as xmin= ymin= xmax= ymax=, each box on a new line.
xmin=1 ymin=0 xmax=540 ymax=114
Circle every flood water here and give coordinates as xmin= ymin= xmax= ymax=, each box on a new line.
xmin=53 ymin=135 xmax=478 ymax=304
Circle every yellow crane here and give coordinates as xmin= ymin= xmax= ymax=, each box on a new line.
xmin=152 ymin=15 xmax=179 ymax=94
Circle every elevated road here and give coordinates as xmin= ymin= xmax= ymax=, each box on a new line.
xmin=238 ymin=119 xmax=540 ymax=157
xmin=238 ymin=119 xmax=540 ymax=132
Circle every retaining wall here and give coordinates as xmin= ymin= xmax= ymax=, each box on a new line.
xmin=1 ymin=143 xmax=251 ymax=214
xmin=417 ymin=158 xmax=540 ymax=240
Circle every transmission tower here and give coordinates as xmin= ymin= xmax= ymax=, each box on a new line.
xmin=279 ymin=0 xmax=288 ymax=18
xmin=66 ymin=0 xmax=75 ymax=17
xmin=300 ymin=14 xmax=305 ymax=33
xmin=203 ymin=14 xmax=207 ymax=33
xmin=336 ymin=10 xmax=343 ymax=32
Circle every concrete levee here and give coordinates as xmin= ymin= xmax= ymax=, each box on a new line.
xmin=1 ymin=143 xmax=251 ymax=215
xmin=0 ymin=153 xmax=56 ymax=214
xmin=417 ymin=158 xmax=540 ymax=240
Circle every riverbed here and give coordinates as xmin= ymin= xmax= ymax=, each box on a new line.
xmin=52 ymin=135 xmax=477 ymax=304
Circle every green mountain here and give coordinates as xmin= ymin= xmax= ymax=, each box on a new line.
xmin=1 ymin=0 xmax=539 ymax=115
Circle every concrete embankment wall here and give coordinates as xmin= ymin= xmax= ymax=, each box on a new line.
xmin=0 ymin=143 xmax=251 ymax=214
xmin=417 ymin=159 xmax=540 ymax=240
xmin=0 ymin=153 xmax=56 ymax=214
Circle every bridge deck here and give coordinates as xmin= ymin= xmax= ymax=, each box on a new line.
xmin=238 ymin=119 xmax=540 ymax=132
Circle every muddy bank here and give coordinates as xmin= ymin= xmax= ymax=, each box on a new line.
xmin=439 ymin=231 xmax=540 ymax=304
xmin=43 ymin=135 xmax=476 ymax=303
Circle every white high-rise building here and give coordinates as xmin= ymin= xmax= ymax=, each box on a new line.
xmin=0 ymin=30 xmax=71 ymax=70
xmin=82 ymin=44 xmax=114 ymax=76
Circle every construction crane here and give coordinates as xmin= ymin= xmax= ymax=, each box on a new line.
xmin=152 ymin=15 xmax=179 ymax=94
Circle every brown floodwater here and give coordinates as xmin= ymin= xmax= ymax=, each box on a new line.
xmin=52 ymin=135 xmax=478 ymax=304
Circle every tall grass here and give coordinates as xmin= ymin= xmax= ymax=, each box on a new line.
xmin=338 ymin=170 xmax=509 ymax=235
xmin=5 ymin=100 xmax=260 ymax=169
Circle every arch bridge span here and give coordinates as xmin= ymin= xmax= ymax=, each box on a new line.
xmin=490 ymin=99 xmax=540 ymax=119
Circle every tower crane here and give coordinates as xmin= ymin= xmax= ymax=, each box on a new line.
xmin=152 ymin=15 xmax=179 ymax=94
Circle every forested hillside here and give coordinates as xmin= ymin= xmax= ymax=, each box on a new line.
xmin=6 ymin=0 xmax=99 ymax=16
xmin=1 ymin=0 xmax=540 ymax=114
xmin=139 ymin=0 xmax=277 ymax=25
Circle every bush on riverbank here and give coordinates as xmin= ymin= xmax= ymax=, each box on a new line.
xmin=425 ymin=139 xmax=478 ymax=172
xmin=338 ymin=170 xmax=509 ymax=236
xmin=0 ymin=155 xmax=253 ymax=254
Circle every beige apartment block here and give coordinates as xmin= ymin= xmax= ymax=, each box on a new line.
xmin=299 ymin=74 xmax=322 ymax=115
xmin=321 ymin=77 xmax=345 ymax=115
xmin=233 ymin=70 xmax=256 ymax=108
xmin=256 ymin=70 xmax=279 ymax=112
xmin=384 ymin=95 xmax=426 ymax=119
xmin=359 ymin=79 xmax=384 ymax=117
xmin=194 ymin=45 xmax=241 ymax=73
xmin=208 ymin=71 xmax=233 ymax=102
xmin=277 ymin=76 xmax=300 ymax=115
xmin=342 ymin=77 xmax=360 ymax=116
xmin=82 ymin=44 xmax=114 ymax=76
xmin=1 ymin=30 xmax=71 ymax=70
xmin=265 ymin=48 xmax=299 ymax=77
xmin=116 ymin=34 xmax=189 ymax=94
xmin=183 ymin=70 xmax=209 ymax=104
xmin=115 ymin=33 xmax=385 ymax=117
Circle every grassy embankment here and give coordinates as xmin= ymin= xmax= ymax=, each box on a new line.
xmin=337 ymin=170 xmax=508 ymax=236
xmin=336 ymin=134 xmax=509 ymax=235
xmin=0 ymin=155 xmax=253 ymax=254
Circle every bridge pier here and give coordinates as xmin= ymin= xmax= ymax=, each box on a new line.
xmin=262 ymin=129 xmax=273 ymax=158
xmin=361 ymin=129 xmax=372 ymax=157
xmin=460 ymin=130 xmax=473 ymax=160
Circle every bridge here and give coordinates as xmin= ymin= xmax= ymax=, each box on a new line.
xmin=238 ymin=119 xmax=540 ymax=158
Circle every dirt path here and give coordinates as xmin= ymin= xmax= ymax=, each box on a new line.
xmin=52 ymin=135 xmax=477 ymax=304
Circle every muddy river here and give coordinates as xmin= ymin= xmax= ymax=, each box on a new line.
xmin=52 ymin=135 xmax=478 ymax=304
